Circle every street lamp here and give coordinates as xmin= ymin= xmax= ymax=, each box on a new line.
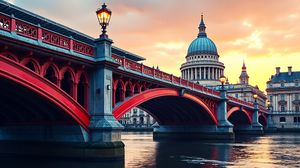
xmin=266 ymin=100 xmax=270 ymax=108
xmin=219 ymin=75 xmax=227 ymax=89
xmin=96 ymin=3 xmax=112 ymax=38
xmin=253 ymin=94 xmax=258 ymax=103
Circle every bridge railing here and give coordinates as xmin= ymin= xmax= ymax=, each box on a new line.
xmin=112 ymin=54 xmax=221 ymax=97
xmin=0 ymin=13 xmax=94 ymax=57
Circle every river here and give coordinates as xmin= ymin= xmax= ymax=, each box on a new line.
xmin=1 ymin=132 xmax=300 ymax=168
xmin=123 ymin=132 xmax=300 ymax=168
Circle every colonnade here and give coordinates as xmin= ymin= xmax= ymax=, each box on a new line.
xmin=182 ymin=67 xmax=223 ymax=81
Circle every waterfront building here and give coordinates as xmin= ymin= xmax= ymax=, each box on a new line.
xmin=118 ymin=108 xmax=156 ymax=128
xmin=266 ymin=67 xmax=300 ymax=129
xmin=180 ymin=15 xmax=225 ymax=86
xmin=224 ymin=62 xmax=267 ymax=107
xmin=182 ymin=15 xmax=266 ymax=106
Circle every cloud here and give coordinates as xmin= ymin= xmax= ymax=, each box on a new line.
xmin=8 ymin=0 xmax=300 ymax=91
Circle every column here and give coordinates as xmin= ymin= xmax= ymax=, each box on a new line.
xmin=195 ymin=68 xmax=198 ymax=80
xmin=90 ymin=37 xmax=124 ymax=143
xmin=204 ymin=67 xmax=206 ymax=79
xmin=187 ymin=68 xmax=190 ymax=80
xmin=199 ymin=67 xmax=202 ymax=80
xmin=192 ymin=68 xmax=194 ymax=80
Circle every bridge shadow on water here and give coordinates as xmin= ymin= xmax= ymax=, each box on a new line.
xmin=0 ymin=133 xmax=276 ymax=168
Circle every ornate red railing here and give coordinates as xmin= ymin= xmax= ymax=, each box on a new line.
xmin=0 ymin=13 xmax=95 ymax=57
xmin=42 ymin=30 xmax=70 ymax=49
xmin=227 ymin=95 xmax=253 ymax=107
xmin=73 ymin=41 xmax=94 ymax=56
xmin=0 ymin=15 xmax=10 ymax=31
xmin=112 ymin=54 xmax=222 ymax=97
xmin=15 ymin=20 xmax=38 ymax=39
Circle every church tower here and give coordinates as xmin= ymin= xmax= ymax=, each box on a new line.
xmin=239 ymin=61 xmax=249 ymax=84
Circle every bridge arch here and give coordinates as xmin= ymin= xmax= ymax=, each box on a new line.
xmin=227 ymin=107 xmax=252 ymax=125
xmin=0 ymin=55 xmax=90 ymax=130
xmin=113 ymin=88 xmax=218 ymax=125
xmin=259 ymin=114 xmax=267 ymax=127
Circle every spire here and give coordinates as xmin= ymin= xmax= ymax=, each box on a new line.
xmin=242 ymin=60 xmax=246 ymax=71
xmin=239 ymin=61 xmax=249 ymax=84
xmin=198 ymin=14 xmax=207 ymax=37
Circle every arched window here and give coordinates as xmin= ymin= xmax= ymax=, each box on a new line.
xmin=25 ymin=61 xmax=36 ymax=72
xmin=44 ymin=66 xmax=57 ymax=84
xmin=77 ymin=74 xmax=88 ymax=108
xmin=125 ymin=83 xmax=132 ymax=98
xmin=115 ymin=81 xmax=123 ymax=104
xmin=61 ymin=71 xmax=73 ymax=95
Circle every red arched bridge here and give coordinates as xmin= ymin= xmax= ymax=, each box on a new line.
xmin=0 ymin=2 xmax=269 ymax=143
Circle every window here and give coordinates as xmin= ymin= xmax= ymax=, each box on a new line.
xmin=294 ymin=117 xmax=300 ymax=123
xmin=296 ymin=105 xmax=299 ymax=112
xmin=296 ymin=82 xmax=299 ymax=87
xmin=270 ymin=95 xmax=273 ymax=101
xmin=295 ymin=94 xmax=299 ymax=100
xmin=235 ymin=94 xmax=239 ymax=98
xmin=281 ymin=83 xmax=285 ymax=87
xmin=281 ymin=105 xmax=285 ymax=112
xmin=280 ymin=117 xmax=286 ymax=123
xmin=280 ymin=94 xmax=285 ymax=100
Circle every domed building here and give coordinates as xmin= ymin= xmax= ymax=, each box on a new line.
xmin=180 ymin=15 xmax=225 ymax=86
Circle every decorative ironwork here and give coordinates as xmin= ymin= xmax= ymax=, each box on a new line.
xmin=42 ymin=30 xmax=70 ymax=49
xmin=15 ymin=20 xmax=37 ymax=39
xmin=0 ymin=15 xmax=10 ymax=31
xmin=73 ymin=41 xmax=94 ymax=56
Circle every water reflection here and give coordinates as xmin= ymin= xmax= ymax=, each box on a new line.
xmin=1 ymin=132 xmax=300 ymax=168
xmin=123 ymin=132 xmax=300 ymax=168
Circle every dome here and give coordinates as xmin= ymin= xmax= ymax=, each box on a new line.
xmin=187 ymin=15 xmax=218 ymax=56
xmin=187 ymin=37 xmax=218 ymax=56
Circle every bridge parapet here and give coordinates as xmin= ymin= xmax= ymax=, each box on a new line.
xmin=112 ymin=54 xmax=221 ymax=97
xmin=0 ymin=13 xmax=94 ymax=57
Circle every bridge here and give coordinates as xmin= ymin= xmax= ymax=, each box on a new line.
xmin=0 ymin=2 xmax=271 ymax=159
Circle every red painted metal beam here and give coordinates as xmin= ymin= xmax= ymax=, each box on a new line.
xmin=227 ymin=107 xmax=252 ymax=124
xmin=0 ymin=55 xmax=90 ymax=130
xmin=112 ymin=88 xmax=218 ymax=124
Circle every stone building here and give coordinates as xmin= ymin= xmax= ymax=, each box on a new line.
xmin=224 ymin=62 xmax=267 ymax=107
xmin=118 ymin=108 xmax=156 ymax=129
xmin=180 ymin=15 xmax=225 ymax=86
xmin=266 ymin=67 xmax=300 ymax=129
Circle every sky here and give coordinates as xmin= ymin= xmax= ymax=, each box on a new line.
xmin=5 ymin=0 xmax=300 ymax=91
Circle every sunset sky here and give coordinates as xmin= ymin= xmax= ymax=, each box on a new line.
xmin=5 ymin=0 xmax=300 ymax=91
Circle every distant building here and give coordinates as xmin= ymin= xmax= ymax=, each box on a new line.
xmin=118 ymin=108 xmax=156 ymax=128
xmin=224 ymin=62 xmax=267 ymax=107
xmin=266 ymin=66 xmax=300 ymax=129
xmin=180 ymin=15 xmax=266 ymax=106
xmin=180 ymin=15 xmax=225 ymax=86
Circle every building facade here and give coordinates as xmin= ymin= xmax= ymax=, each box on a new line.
xmin=266 ymin=67 xmax=300 ymax=129
xmin=180 ymin=15 xmax=225 ymax=86
xmin=224 ymin=62 xmax=267 ymax=107
xmin=118 ymin=108 xmax=156 ymax=128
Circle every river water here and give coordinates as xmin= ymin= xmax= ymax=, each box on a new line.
xmin=1 ymin=132 xmax=300 ymax=168
xmin=123 ymin=132 xmax=300 ymax=168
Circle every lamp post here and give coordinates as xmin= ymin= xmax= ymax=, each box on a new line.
xmin=266 ymin=99 xmax=275 ymax=130
xmin=217 ymin=75 xmax=232 ymax=128
xmin=219 ymin=75 xmax=227 ymax=90
xmin=96 ymin=3 xmax=112 ymax=39
xmin=89 ymin=3 xmax=124 ymax=145
xmin=252 ymin=93 xmax=262 ymax=128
